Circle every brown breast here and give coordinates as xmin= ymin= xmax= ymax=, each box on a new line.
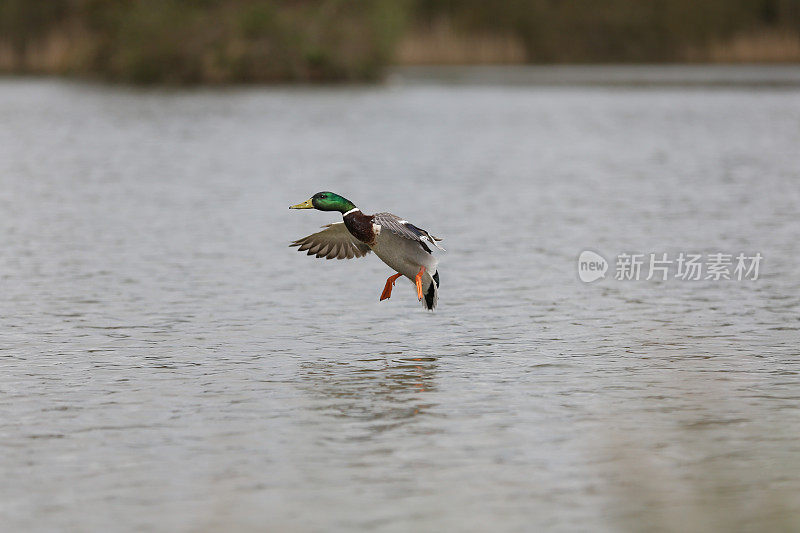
xmin=343 ymin=211 xmax=376 ymax=245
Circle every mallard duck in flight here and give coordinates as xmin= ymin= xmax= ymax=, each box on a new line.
xmin=290 ymin=192 xmax=444 ymax=310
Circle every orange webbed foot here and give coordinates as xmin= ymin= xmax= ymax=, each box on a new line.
xmin=380 ymin=272 xmax=403 ymax=301
xmin=414 ymin=267 xmax=426 ymax=300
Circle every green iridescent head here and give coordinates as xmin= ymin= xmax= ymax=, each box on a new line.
xmin=290 ymin=192 xmax=356 ymax=213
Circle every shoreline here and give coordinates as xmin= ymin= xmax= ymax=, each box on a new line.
xmin=4 ymin=64 xmax=800 ymax=90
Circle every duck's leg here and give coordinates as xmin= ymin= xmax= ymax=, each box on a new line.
xmin=380 ymin=272 xmax=403 ymax=301
xmin=414 ymin=266 xmax=426 ymax=300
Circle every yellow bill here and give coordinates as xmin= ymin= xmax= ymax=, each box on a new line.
xmin=289 ymin=198 xmax=314 ymax=209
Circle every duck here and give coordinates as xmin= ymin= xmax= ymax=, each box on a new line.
xmin=289 ymin=192 xmax=444 ymax=310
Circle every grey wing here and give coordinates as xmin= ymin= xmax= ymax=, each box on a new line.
xmin=372 ymin=212 xmax=445 ymax=253
xmin=290 ymin=222 xmax=372 ymax=260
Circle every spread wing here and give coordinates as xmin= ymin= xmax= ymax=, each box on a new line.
xmin=372 ymin=212 xmax=445 ymax=253
xmin=290 ymin=222 xmax=372 ymax=260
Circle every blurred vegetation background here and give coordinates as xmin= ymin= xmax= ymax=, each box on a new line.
xmin=1 ymin=0 xmax=799 ymax=84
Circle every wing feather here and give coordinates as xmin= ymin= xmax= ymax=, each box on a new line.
xmin=372 ymin=212 xmax=445 ymax=252
xmin=290 ymin=222 xmax=372 ymax=260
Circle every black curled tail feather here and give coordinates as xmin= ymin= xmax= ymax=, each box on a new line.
xmin=424 ymin=285 xmax=435 ymax=310
xmin=424 ymin=270 xmax=439 ymax=310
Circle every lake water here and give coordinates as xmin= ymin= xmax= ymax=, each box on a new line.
xmin=1 ymin=67 xmax=799 ymax=532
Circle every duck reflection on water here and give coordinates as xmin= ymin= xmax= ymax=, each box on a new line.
xmin=299 ymin=353 xmax=440 ymax=434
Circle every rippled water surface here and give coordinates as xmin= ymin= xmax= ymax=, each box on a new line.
xmin=2 ymin=69 xmax=799 ymax=532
